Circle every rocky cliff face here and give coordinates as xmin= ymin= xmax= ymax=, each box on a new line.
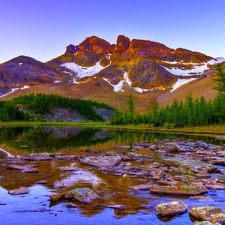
xmin=52 ymin=34 xmax=216 ymax=92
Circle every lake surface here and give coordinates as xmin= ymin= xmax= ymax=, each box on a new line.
xmin=0 ymin=126 xmax=225 ymax=225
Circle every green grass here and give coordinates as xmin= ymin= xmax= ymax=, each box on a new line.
xmin=0 ymin=121 xmax=225 ymax=137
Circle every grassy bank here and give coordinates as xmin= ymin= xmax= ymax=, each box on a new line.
xmin=0 ymin=121 xmax=225 ymax=137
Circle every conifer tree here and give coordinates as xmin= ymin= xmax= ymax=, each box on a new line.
xmin=213 ymin=63 xmax=225 ymax=95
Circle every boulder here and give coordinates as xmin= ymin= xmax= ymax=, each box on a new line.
xmin=70 ymin=188 xmax=99 ymax=204
xmin=190 ymin=206 xmax=225 ymax=224
xmin=80 ymin=154 xmax=121 ymax=167
xmin=150 ymin=184 xmax=207 ymax=195
xmin=194 ymin=221 xmax=221 ymax=225
xmin=156 ymin=201 xmax=187 ymax=217
xmin=50 ymin=193 xmax=64 ymax=202
xmin=8 ymin=187 xmax=29 ymax=195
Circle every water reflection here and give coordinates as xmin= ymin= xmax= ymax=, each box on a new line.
xmin=0 ymin=126 xmax=219 ymax=154
xmin=0 ymin=127 xmax=114 ymax=152
xmin=1 ymin=126 xmax=225 ymax=225
xmin=60 ymin=169 xmax=103 ymax=187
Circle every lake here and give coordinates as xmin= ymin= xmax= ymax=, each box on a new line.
xmin=0 ymin=126 xmax=225 ymax=225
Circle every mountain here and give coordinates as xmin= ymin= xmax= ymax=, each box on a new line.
xmin=49 ymin=35 xmax=218 ymax=92
xmin=0 ymin=56 xmax=62 ymax=95
xmin=0 ymin=35 xmax=224 ymax=112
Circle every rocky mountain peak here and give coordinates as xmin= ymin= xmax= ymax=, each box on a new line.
xmin=78 ymin=36 xmax=111 ymax=54
xmin=114 ymin=35 xmax=130 ymax=53
xmin=65 ymin=44 xmax=79 ymax=55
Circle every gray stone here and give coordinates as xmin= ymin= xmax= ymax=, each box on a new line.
xmin=8 ymin=187 xmax=29 ymax=195
xmin=80 ymin=154 xmax=121 ymax=167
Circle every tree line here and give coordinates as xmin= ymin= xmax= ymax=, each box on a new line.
xmin=0 ymin=93 xmax=113 ymax=122
xmin=110 ymin=63 xmax=225 ymax=127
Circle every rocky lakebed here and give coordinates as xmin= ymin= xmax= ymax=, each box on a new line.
xmin=1 ymin=135 xmax=225 ymax=224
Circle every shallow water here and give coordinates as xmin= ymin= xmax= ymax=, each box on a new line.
xmin=0 ymin=126 xmax=225 ymax=225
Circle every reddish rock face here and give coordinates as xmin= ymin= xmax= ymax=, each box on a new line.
xmin=129 ymin=39 xmax=173 ymax=55
xmin=78 ymin=36 xmax=111 ymax=54
xmin=65 ymin=44 xmax=79 ymax=54
xmin=114 ymin=35 xmax=130 ymax=52
xmin=174 ymin=48 xmax=211 ymax=63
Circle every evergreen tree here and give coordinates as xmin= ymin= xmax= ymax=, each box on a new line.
xmin=213 ymin=63 xmax=225 ymax=94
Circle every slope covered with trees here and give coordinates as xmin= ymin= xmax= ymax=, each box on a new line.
xmin=0 ymin=93 xmax=113 ymax=122
xmin=111 ymin=64 xmax=225 ymax=127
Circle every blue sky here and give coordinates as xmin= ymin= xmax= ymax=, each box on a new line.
xmin=0 ymin=0 xmax=225 ymax=63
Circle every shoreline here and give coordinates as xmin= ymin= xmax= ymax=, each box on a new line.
xmin=0 ymin=121 xmax=225 ymax=137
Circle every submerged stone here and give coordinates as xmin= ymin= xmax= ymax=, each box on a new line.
xmin=64 ymin=202 xmax=77 ymax=208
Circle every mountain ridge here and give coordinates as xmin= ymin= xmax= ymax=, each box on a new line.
xmin=0 ymin=35 xmax=224 ymax=112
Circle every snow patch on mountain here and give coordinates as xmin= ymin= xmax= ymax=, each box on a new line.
xmin=0 ymin=88 xmax=19 ymax=98
xmin=163 ymin=57 xmax=225 ymax=76
xmin=124 ymin=71 xmax=132 ymax=86
xmin=171 ymin=78 xmax=197 ymax=92
xmin=20 ymin=85 xmax=30 ymax=90
xmin=61 ymin=61 xmax=105 ymax=82
xmin=103 ymin=78 xmax=124 ymax=92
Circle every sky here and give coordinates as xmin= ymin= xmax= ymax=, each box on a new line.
xmin=0 ymin=0 xmax=225 ymax=63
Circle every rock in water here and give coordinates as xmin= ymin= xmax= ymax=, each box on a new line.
xmin=50 ymin=193 xmax=64 ymax=202
xmin=80 ymin=154 xmax=121 ymax=167
xmin=70 ymin=188 xmax=99 ymax=204
xmin=156 ymin=201 xmax=187 ymax=217
xmin=53 ymin=181 xmax=64 ymax=189
xmin=190 ymin=205 xmax=225 ymax=224
xmin=8 ymin=187 xmax=29 ymax=195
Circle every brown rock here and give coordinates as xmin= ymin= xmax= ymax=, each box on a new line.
xmin=79 ymin=36 xmax=111 ymax=54
xmin=156 ymin=201 xmax=187 ymax=217
xmin=70 ymin=188 xmax=99 ymax=204
xmin=50 ymin=193 xmax=64 ymax=202
xmin=190 ymin=206 xmax=225 ymax=224
xmin=114 ymin=35 xmax=130 ymax=53
xmin=35 ymin=180 xmax=48 ymax=185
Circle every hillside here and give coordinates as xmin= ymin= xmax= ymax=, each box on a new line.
xmin=0 ymin=94 xmax=114 ymax=122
